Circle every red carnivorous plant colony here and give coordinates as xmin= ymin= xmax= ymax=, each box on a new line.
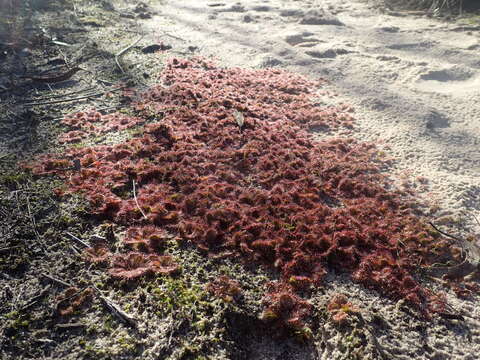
xmin=28 ymin=57 xmax=463 ymax=332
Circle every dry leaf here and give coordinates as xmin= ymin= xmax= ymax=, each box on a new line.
xmin=233 ymin=110 xmax=244 ymax=129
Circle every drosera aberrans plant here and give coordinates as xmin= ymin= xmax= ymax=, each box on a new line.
xmin=261 ymin=282 xmax=313 ymax=337
xmin=207 ymin=275 xmax=243 ymax=303
xmin=326 ymin=293 xmax=361 ymax=326
xmin=25 ymin=57 xmax=468 ymax=334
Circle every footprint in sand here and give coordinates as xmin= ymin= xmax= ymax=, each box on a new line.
xmin=254 ymin=55 xmax=283 ymax=68
xmin=207 ymin=2 xmax=226 ymax=7
xmin=424 ymin=110 xmax=451 ymax=130
xmin=305 ymin=47 xmax=352 ymax=59
xmin=299 ymin=9 xmax=344 ymax=26
xmin=284 ymin=32 xmax=322 ymax=47
xmin=376 ymin=55 xmax=401 ymax=62
xmin=283 ymin=30 xmax=352 ymax=59
xmin=415 ymin=66 xmax=480 ymax=96
xmin=250 ymin=5 xmax=272 ymax=12
xmin=420 ymin=68 xmax=473 ymax=82
xmin=375 ymin=26 xmax=400 ymax=33
xmin=279 ymin=9 xmax=304 ymax=18
xmin=210 ymin=3 xmax=246 ymax=13
xmin=306 ymin=49 xmax=338 ymax=59
xmin=387 ymin=41 xmax=436 ymax=51
xmin=242 ymin=13 xmax=255 ymax=23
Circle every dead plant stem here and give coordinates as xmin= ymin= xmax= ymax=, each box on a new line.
xmin=115 ymin=36 xmax=143 ymax=73
xmin=133 ymin=179 xmax=148 ymax=220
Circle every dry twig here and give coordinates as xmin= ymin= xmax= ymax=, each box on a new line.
xmin=65 ymin=231 xmax=90 ymax=248
xmin=20 ymin=285 xmax=51 ymax=311
xmin=93 ymin=286 xmax=137 ymax=328
xmin=115 ymin=36 xmax=143 ymax=73
xmin=41 ymin=273 xmax=73 ymax=288
xmin=133 ymin=179 xmax=148 ymax=220
xmin=429 ymin=221 xmax=463 ymax=242
xmin=21 ymin=86 xmax=97 ymax=102
xmin=23 ymin=89 xmax=120 ymax=106
xmin=26 ymin=195 xmax=46 ymax=252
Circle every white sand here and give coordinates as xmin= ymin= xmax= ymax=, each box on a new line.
xmin=139 ymin=1 xmax=479 ymax=358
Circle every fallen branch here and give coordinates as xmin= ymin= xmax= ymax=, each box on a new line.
xmin=26 ymin=195 xmax=46 ymax=252
xmin=21 ymin=86 xmax=97 ymax=102
xmin=425 ymin=258 xmax=477 ymax=280
xmin=23 ymin=89 xmax=119 ymax=107
xmin=20 ymin=285 xmax=51 ymax=311
xmin=472 ymin=213 xmax=480 ymax=228
xmin=133 ymin=179 xmax=148 ymax=220
xmin=115 ymin=36 xmax=143 ymax=73
xmin=429 ymin=221 xmax=463 ymax=242
xmin=40 ymin=273 xmax=136 ymax=328
xmin=65 ymin=231 xmax=90 ymax=248
xmin=93 ymin=286 xmax=137 ymax=328
xmin=69 ymin=245 xmax=82 ymax=256
xmin=161 ymin=31 xmax=186 ymax=42
xmin=41 ymin=273 xmax=73 ymax=288
xmin=52 ymin=105 xmax=126 ymax=121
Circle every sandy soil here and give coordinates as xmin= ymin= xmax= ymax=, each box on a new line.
xmin=1 ymin=0 xmax=479 ymax=359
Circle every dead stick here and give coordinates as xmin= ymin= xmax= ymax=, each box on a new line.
xmin=21 ymin=86 xmax=97 ymax=102
xmin=133 ymin=179 xmax=147 ymax=220
xmin=23 ymin=89 xmax=118 ymax=106
xmin=115 ymin=36 xmax=143 ymax=73
xmin=69 ymin=245 xmax=82 ymax=256
xmin=41 ymin=273 xmax=73 ymax=288
xmin=26 ymin=196 xmax=46 ymax=252
xmin=56 ymin=322 xmax=85 ymax=329
xmin=65 ymin=231 xmax=90 ymax=248
xmin=429 ymin=222 xmax=463 ymax=242
xmin=92 ymin=285 xmax=137 ymax=328
xmin=20 ymin=285 xmax=51 ymax=311
xmin=52 ymin=105 xmax=125 ymax=121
